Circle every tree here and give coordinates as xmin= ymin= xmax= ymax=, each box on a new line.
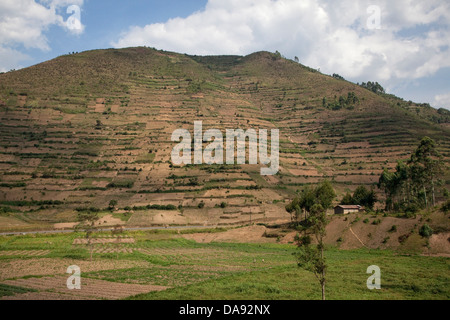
xmin=378 ymin=167 xmax=400 ymax=211
xmin=352 ymin=186 xmax=368 ymax=206
xmin=378 ymin=137 xmax=444 ymax=213
xmin=419 ymin=224 xmax=433 ymax=238
xmin=76 ymin=211 xmax=100 ymax=261
xmin=289 ymin=181 xmax=336 ymax=300
xmin=352 ymin=186 xmax=377 ymax=210
xmin=108 ymin=199 xmax=118 ymax=210
xmin=332 ymin=73 xmax=345 ymax=80
xmin=286 ymin=181 xmax=335 ymax=222
xmin=408 ymin=137 xmax=443 ymax=207
xmin=273 ymin=50 xmax=282 ymax=60
xmin=364 ymin=189 xmax=378 ymax=211
xmin=286 ymin=186 xmax=314 ymax=222
xmin=340 ymin=192 xmax=353 ymax=205
xmin=294 ymin=56 xmax=299 ymax=63
xmin=314 ymin=180 xmax=336 ymax=210
xmin=295 ymin=203 xmax=328 ymax=300
xmin=360 ymin=81 xmax=385 ymax=94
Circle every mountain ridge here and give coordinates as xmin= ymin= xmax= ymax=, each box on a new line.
xmin=0 ymin=46 xmax=448 ymax=230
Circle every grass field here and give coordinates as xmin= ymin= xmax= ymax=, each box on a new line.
xmin=0 ymin=228 xmax=448 ymax=300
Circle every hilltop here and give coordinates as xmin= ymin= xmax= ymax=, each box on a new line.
xmin=0 ymin=46 xmax=449 ymax=233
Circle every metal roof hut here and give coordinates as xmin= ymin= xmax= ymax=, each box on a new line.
xmin=334 ymin=205 xmax=364 ymax=215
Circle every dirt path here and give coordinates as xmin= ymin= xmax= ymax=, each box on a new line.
xmin=348 ymin=225 xmax=367 ymax=248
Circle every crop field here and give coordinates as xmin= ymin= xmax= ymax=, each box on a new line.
xmin=0 ymin=227 xmax=448 ymax=300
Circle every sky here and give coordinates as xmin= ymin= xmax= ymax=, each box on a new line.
xmin=0 ymin=0 xmax=449 ymax=110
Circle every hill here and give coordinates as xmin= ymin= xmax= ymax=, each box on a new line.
xmin=0 ymin=47 xmax=449 ymax=231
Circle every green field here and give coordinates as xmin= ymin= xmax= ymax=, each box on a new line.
xmin=0 ymin=228 xmax=448 ymax=300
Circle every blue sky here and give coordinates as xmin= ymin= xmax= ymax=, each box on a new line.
xmin=7 ymin=0 xmax=208 ymax=71
xmin=1 ymin=0 xmax=449 ymax=110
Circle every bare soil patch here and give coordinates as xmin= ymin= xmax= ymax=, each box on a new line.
xmin=425 ymin=232 xmax=450 ymax=256
xmin=182 ymin=225 xmax=272 ymax=243
xmin=0 ymin=258 xmax=151 ymax=281
xmin=95 ymin=214 xmax=126 ymax=227
xmin=1 ymin=291 xmax=85 ymax=300
xmin=127 ymin=210 xmax=188 ymax=226
xmin=92 ymin=247 xmax=134 ymax=254
xmin=0 ymin=250 xmax=50 ymax=257
xmin=54 ymin=222 xmax=77 ymax=230
xmin=73 ymin=236 xmax=135 ymax=245
xmin=288 ymin=168 xmax=321 ymax=177
xmin=2 ymin=275 xmax=167 ymax=300
xmin=0 ymin=216 xmax=30 ymax=228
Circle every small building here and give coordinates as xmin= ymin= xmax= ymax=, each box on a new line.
xmin=334 ymin=205 xmax=364 ymax=215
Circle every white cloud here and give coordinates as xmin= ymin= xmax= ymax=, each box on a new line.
xmin=433 ymin=93 xmax=450 ymax=110
xmin=0 ymin=47 xmax=30 ymax=72
xmin=112 ymin=0 xmax=450 ymax=93
xmin=0 ymin=0 xmax=85 ymax=70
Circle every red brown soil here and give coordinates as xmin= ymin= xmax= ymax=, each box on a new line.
xmin=1 ymin=276 xmax=166 ymax=300
xmin=183 ymin=225 xmax=273 ymax=243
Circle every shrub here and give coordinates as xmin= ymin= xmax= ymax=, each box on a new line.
xmin=109 ymin=200 xmax=118 ymax=209
xmin=0 ymin=206 xmax=14 ymax=216
xmin=198 ymin=201 xmax=205 ymax=209
xmin=294 ymin=234 xmax=311 ymax=246
xmin=398 ymin=233 xmax=411 ymax=244
xmin=441 ymin=199 xmax=450 ymax=213
xmin=405 ymin=203 xmax=420 ymax=215
xmin=107 ymin=181 xmax=134 ymax=188
xmin=389 ymin=225 xmax=397 ymax=232
xmin=419 ymin=224 xmax=433 ymax=238
xmin=372 ymin=219 xmax=381 ymax=225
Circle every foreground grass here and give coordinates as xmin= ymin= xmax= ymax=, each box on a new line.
xmin=0 ymin=284 xmax=36 ymax=297
xmin=0 ymin=230 xmax=448 ymax=300
xmin=127 ymin=248 xmax=449 ymax=300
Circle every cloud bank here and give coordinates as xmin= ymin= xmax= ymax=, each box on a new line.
xmin=113 ymin=0 xmax=450 ymax=102
xmin=0 ymin=0 xmax=84 ymax=71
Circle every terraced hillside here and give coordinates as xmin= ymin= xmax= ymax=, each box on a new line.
xmin=0 ymin=47 xmax=449 ymax=231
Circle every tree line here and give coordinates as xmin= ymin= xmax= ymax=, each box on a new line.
xmin=378 ymin=136 xmax=444 ymax=214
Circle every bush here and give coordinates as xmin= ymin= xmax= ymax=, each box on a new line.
xmin=389 ymin=225 xmax=397 ymax=233
xmin=398 ymin=233 xmax=411 ymax=244
xmin=107 ymin=181 xmax=134 ymax=189
xmin=441 ymin=200 xmax=450 ymax=213
xmin=198 ymin=201 xmax=205 ymax=209
xmin=405 ymin=203 xmax=420 ymax=215
xmin=372 ymin=219 xmax=381 ymax=225
xmin=109 ymin=200 xmax=118 ymax=209
xmin=0 ymin=206 xmax=14 ymax=216
xmin=295 ymin=234 xmax=311 ymax=246
xmin=419 ymin=224 xmax=433 ymax=238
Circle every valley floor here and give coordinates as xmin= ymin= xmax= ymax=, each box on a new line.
xmin=0 ymin=225 xmax=448 ymax=300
